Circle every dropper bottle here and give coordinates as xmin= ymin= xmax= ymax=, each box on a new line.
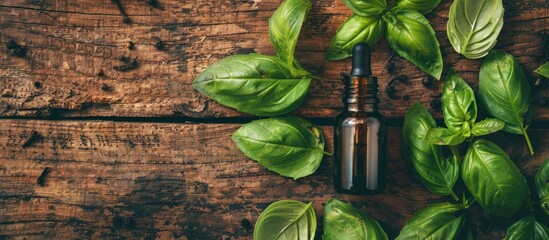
xmin=333 ymin=43 xmax=386 ymax=195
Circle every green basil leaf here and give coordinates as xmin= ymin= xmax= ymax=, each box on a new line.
xmin=442 ymin=69 xmax=477 ymax=133
xmin=343 ymin=0 xmax=387 ymax=16
xmin=396 ymin=202 xmax=465 ymax=240
xmin=462 ymin=139 xmax=530 ymax=217
xmin=424 ymin=127 xmax=466 ymax=146
xmin=323 ymin=199 xmax=388 ymax=240
xmin=504 ymin=216 xmax=549 ymax=240
xmin=254 ymin=200 xmax=317 ymax=240
xmin=192 ymin=54 xmax=311 ymax=116
xmin=535 ymin=158 xmax=549 ymax=216
xmin=402 ymin=103 xmax=459 ymax=198
xmin=471 ymin=118 xmax=505 ymax=136
xmin=535 ymin=62 xmax=549 ymax=78
xmin=269 ymin=0 xmax=312 ymax=73
xmin=447 ymin=0 xmax=504 ymax=59
xmin=383 ymin=8 xmax=443 ymax=80
xmin=232 ymin=117 xmax=325 ymax=179
xmin=396 ymin=0 xmax=441 ymax=14
xmin=479 ymin=50 xmax=534 ymax=154
xmin=326 ymin=14 xmax=385 ymax=60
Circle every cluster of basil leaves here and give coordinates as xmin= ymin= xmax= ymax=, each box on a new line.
xmin=328 ymin=0 xmax=508 ymax=80
xmin=400 ymin=51 xmax=548 ymax=239
xmin=254 ymin=199 xmax=388 ymax=240
xmin=193 ymin=0 xmax=329 ymax=180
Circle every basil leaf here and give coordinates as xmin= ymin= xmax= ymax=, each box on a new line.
xmin=395 ymin=0 xmax=441 ymax=14
xmin=479 ymin=50 xmax=534 ymax=154
xmin=254 ymin=200 xmax=317 ymax=240
xmin=504 ymin=216 xmax=549 ymax=240
xmin=424 ymin=127 xmax=466 ymax=146
xmin=396 ymin=202 xmax=465 ymax=240
xmin=535 ymin=62 xmax=549 ymax=78
xmin=402 ymin=103 xmax=459 ymax=198
xmin=323 ymin=199 xmax=388 ymax=240
xmin=192 ymin=54 xmax=311 ymax=116
xmin=442 ymin=69 xmax=477 ymax=133
xmin=269 ymin=0 xmax=312 ymax=75
xmin=232 ymin=117 xmax=325 ymax=179
xmin=447 ymin=0 xmax=504 ymax=59
xmin=471 ymin=118 xmax=505 ymax=136
xmin=343 ymin=0 xmax=387 ymax=16
xmin=462 ymin=139 xmax=530 ymax=217
xmin=535 ymin=158 xmax=549 ymax=216
xmin=326 ymin=14 xmax=385 ymax=60
xmin=383 ymin=8 xmax=443 ymax=80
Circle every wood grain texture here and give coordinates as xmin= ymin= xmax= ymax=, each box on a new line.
xmin=0 ymin=119 xmax=547 ymax=239
xmin=0 ymin=0 xmax=547 ymax=119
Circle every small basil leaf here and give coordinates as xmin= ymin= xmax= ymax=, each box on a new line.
xmin=269 ymin=0 xmax=312 ymax=73
xmin=326 ymin=14 xmax=385 ymax=60
xmin=535 ymin=158 xmax=549 ymax=216
xmin=504 ymin=216 xmax=549 ymax=240
xmin=479 ymin=50 xmax=534 ymax=154
xmin=396 ymin=0 xmax=441 ymax=14
xmin=232 ymin=117 xmax=325 ymax=179
xmin=535 ymin=62 xmax=549 ymax=78
xmin=461 ymin=121 xmax=471 ymax=138
xmin=424 ymin=127 xmax=466 ymax=146
xmin=447 ymin=0 xmax=504 ymax=59
xmin=254 ymin=200 xmax=317 ymax=240
xmin=462 ymin=139 xmax=530 ymax=217
xmin=343 ymin=0 xmax=387 ymax=16
xmin=471 ymin=118 xmax=505 ymax=136
xmin=323 ymin=199 xmax=388 ymax=240
xmin=383 ymin=7 xmax=443 ymax=80
xmin=396 ymin=202 xmax=465 ymax=240
xmin=402 ymin=103 xmax=459 ymax=198
xmin=442 ymin=69 xmax=477 ymax=133
xmin=192 ymin=54 xmax=311 ymax=116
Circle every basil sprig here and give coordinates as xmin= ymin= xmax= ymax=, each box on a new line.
xmin=401 ymin=61 xmax=543 ymax=238
xmin=193 ymin=0 xmax=313 ymax=116
xmin=327 ymin=0 xmax=443 ymax=80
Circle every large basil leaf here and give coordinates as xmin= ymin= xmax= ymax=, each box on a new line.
xmin=442 ymin=69 xmax=477 ymax=133
xmin=323 ymin=199 xmax=388 ymax=240
xmin=447 ymin=0 xmax=504 ymax=59
xmin=462 ymin=139 xmax=530 ymax=217
xmin=402 ymin=103 xmax=459 ymax=198
xmin=383 ymin=8 xmax=443 ymax=80
xmin=395 ymin=202 xmax=465 ymax=240
xmin=535 ymin=62 xmax=549 ymax=78
xmin=192 ymin=54 xmax=311 ymax=116
xmin=254 ymin=200 xmax=317 ymax=240
xmin=536 ymin=158 xmax=549 ymax=216
xmin=395 ymin=0 xmax=441 ymax=14
xmin=471 ymin=118 xmax=505 ymax=136
xmin=326 ymin=14 xmax=385 ymax=60
xmin=504 ymin=216 xmax=549 ymax=240
xmin=269 ymin=0 xmax=312 ymax=74
xmin=479 ymin=50 xmax=534 ymax=154
xmin=232 ymin=117 xmax=325 ymax=179
xmin=343 ymin=0 xmax=387 ymax=16
xmin=424 ymin=127 xmax=466 ymax=146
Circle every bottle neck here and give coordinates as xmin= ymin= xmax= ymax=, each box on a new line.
xmin=343 ymin=75 xmax=379 ymax=112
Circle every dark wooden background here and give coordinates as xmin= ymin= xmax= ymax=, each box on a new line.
xmin=0 ymin=0 xmax=547 ymax=239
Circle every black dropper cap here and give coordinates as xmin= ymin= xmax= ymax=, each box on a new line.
xmin=350 ymin=43 xmax=372 ymax=76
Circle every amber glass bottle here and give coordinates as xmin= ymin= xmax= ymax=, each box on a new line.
xmin=334 ymin=43 xmax=386 ymax=195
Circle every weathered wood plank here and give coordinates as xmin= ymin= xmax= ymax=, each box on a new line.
xmin=0 ymin=0 xmax=547 ymax=119
xmin=0 ymin=120 xmax=547 ymax=239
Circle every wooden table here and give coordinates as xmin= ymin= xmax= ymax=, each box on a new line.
xmin=1 ymin=0 xmax=547 ymax=239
